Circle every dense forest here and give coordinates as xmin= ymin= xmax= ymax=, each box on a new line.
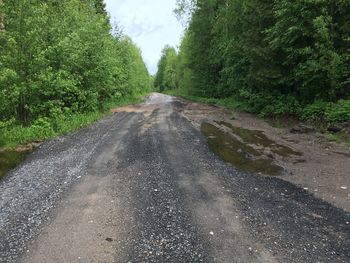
xmin=155 ymin=0 xmax=350 ymax=124
xmin=0 ymin=0 xmax=151 ymax=147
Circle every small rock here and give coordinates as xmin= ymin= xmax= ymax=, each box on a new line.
xmin=105 ymin=237 xmax=113 ymax=242
xmin=290 ymin=124 xmax=315 ymax=134
xmin=340 ymin=186 xmax=347 ymax=190
xmin=327 ymin=126 xmax=342 ymax=133
xmin=209 ymin=231 xmax=214 ymax=236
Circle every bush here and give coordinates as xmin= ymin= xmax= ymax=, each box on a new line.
xmin=302 ymin=101 xmax=329 ymax=122
xmin=245 ymin=93 xmax=301 ymax=117
xmin=30 ymin=118 xmax=56 ymax=138
xmin=302 ymin=100 xmax=350 ymax=124
xmin=326 ymin=100 xmax=350 ymax=124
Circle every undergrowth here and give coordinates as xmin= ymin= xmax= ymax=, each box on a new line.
xmin=0 ymin=95 xmax=146 ymax=149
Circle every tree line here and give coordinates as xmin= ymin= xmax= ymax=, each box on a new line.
xmin=155 ymin=0 xmax=350 ymax=123
xmin=0 ymin=0 xmax=151 ymax=129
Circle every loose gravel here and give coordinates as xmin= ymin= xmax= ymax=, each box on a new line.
xmin=0 ymin=94 xmax=349 ymax=263
xmin=0 ymin=112 xmax=132 ymax=262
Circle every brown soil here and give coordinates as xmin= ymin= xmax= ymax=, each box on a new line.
xmin=0 ymin=141 xmax=43 ymax=154
xmin=174 ymin=98 xmax=350 ymax=212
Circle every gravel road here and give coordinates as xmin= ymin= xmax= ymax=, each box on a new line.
xmin=0 ymin=93 xmax=349 ymax=263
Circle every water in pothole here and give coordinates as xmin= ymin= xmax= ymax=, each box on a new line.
xmin=0 ymin=150 xmax=29 ymax=180
xmin=201 ymin=122 xmax=285 ymax=176
xmin=216 ymin=121 xmax=302 ymax=158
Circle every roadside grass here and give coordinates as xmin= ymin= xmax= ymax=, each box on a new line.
xmin=0 ymin=95 xmax=147 ymax=149
xmin=325 ymin=133 xmax=343 ymax=143
xmin=325 ymin=132 xmax=350 ymax=147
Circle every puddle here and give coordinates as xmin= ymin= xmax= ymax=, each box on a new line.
xmin=216 ymin=121 xmax=302 ymax=158
xmin=201 ymin=122 xmax=284 ymax=176
xmin=0 ymin=150 xmax=29 ymax=180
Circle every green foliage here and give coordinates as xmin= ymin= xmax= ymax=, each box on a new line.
xmin=154 ymin=46 xmax=178 ymax=91
xmin=326 ymin=100 xmax=350 ymax=123
xmin=302 ymin=101 xmax=330 ymax=122
xmin=302 ymin=100 xmax=350 ymax=124
xmin=0 ymin=95 xmax=145 ymax=148
xmin=162 ymin=0 xmax=350 ymax=124
xmin=0 ymin=0 xmax=151 ymax=147
xmin=244 ymin=93 xmax=301 ymax=118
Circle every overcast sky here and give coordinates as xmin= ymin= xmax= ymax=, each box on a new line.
xmin=104 ymin=0 xmax=183 ymax=75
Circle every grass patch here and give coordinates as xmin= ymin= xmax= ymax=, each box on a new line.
xmin=0 ymin=95 xmax=147 ymax=149
xmin=325 ymin=132 xmax=350 ymax=146
xmin=325 ymin=133 xmax=343 ymax=143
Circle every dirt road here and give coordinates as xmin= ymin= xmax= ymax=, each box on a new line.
xmin=0 ymin=93 xmax=349 ymax=262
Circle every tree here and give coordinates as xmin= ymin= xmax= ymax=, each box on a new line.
xmin=154 ymin=46 xmax=178 ymax=91
xmin=0 ymin=0 xmax=150 ymax=125
xmin=176 ymin=31 xmax=192 ymax=94
xmin=94 ymin=0 xmax=107 ymax=16
xmin=267 ymin=0 xmax=350 ymax=102
xmin=171 ymin=0 xmax=350 ymax=117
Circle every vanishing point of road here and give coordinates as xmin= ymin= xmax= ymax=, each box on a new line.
xmin=0 ymin=93 xmax=349 ymax=262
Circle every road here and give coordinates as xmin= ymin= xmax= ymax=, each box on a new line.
xmin=0 ymin=93 xmax=349 ymax=263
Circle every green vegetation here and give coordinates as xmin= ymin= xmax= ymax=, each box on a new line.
xmin=0 ymin=0 xmax=151 ymax=148
xmin=157 ymin=0 xmax=350 ymax=125
xmin=0 ymin=96 xmax=144 ymax=148
xmin=154 ymin=46 xmax=178 ymax=92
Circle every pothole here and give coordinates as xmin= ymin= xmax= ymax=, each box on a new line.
xmin=201 ymin=121 xmax=302 ymax=176
xmin=0 ymin=150 xmax=29 ymax=180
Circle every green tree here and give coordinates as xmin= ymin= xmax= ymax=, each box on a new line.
xmin=154 ymin=46 xmax=178 ymax=90
xmin=171 ymin=0 xmax=350 ymax=118
xmin=176 ymin=32 xmax=192 ymax=94
xmin=0 ymin=0 xmax=150 ymax=126
xmin=267 ymin=0 xmax=350 ymax=102
xmin=93 ymin=0 xmax=108 ymax=17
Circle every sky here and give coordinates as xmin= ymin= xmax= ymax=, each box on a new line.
xmin=104 ymin=0 xmax=184 ymax=75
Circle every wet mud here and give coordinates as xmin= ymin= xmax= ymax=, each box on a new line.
xmin=0 ymin=150 xmax=29 ymax=180
xmin=216 ymin=121 xmax=302 ymax=158
xmin=201 ymin=122 xmax=284 ymax=176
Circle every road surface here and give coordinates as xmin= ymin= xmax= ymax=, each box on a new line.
xmin=0 ymin=93 xmax=349 ymax=262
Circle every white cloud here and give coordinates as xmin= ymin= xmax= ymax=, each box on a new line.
xmin=105 ymin=0 xmax=184 ymax=75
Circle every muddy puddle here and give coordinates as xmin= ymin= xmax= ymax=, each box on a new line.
xmin=216 ymin=121 xmax=302 ymax=158
xmin=201 ymin=122 xmax=302 ymax=176
xmin=0 ymin=150 xmax=29 ymax=180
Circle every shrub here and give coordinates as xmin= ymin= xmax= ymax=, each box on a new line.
xmin=302 ymin=101 xmax=329 ymax=122
xmin=245 ymin=93 xmax=301 ymax=117
xmin=326 ymin=100 xmax=350 ymax=124
xmin=30 ymin=118 xmax=56 ymax=138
